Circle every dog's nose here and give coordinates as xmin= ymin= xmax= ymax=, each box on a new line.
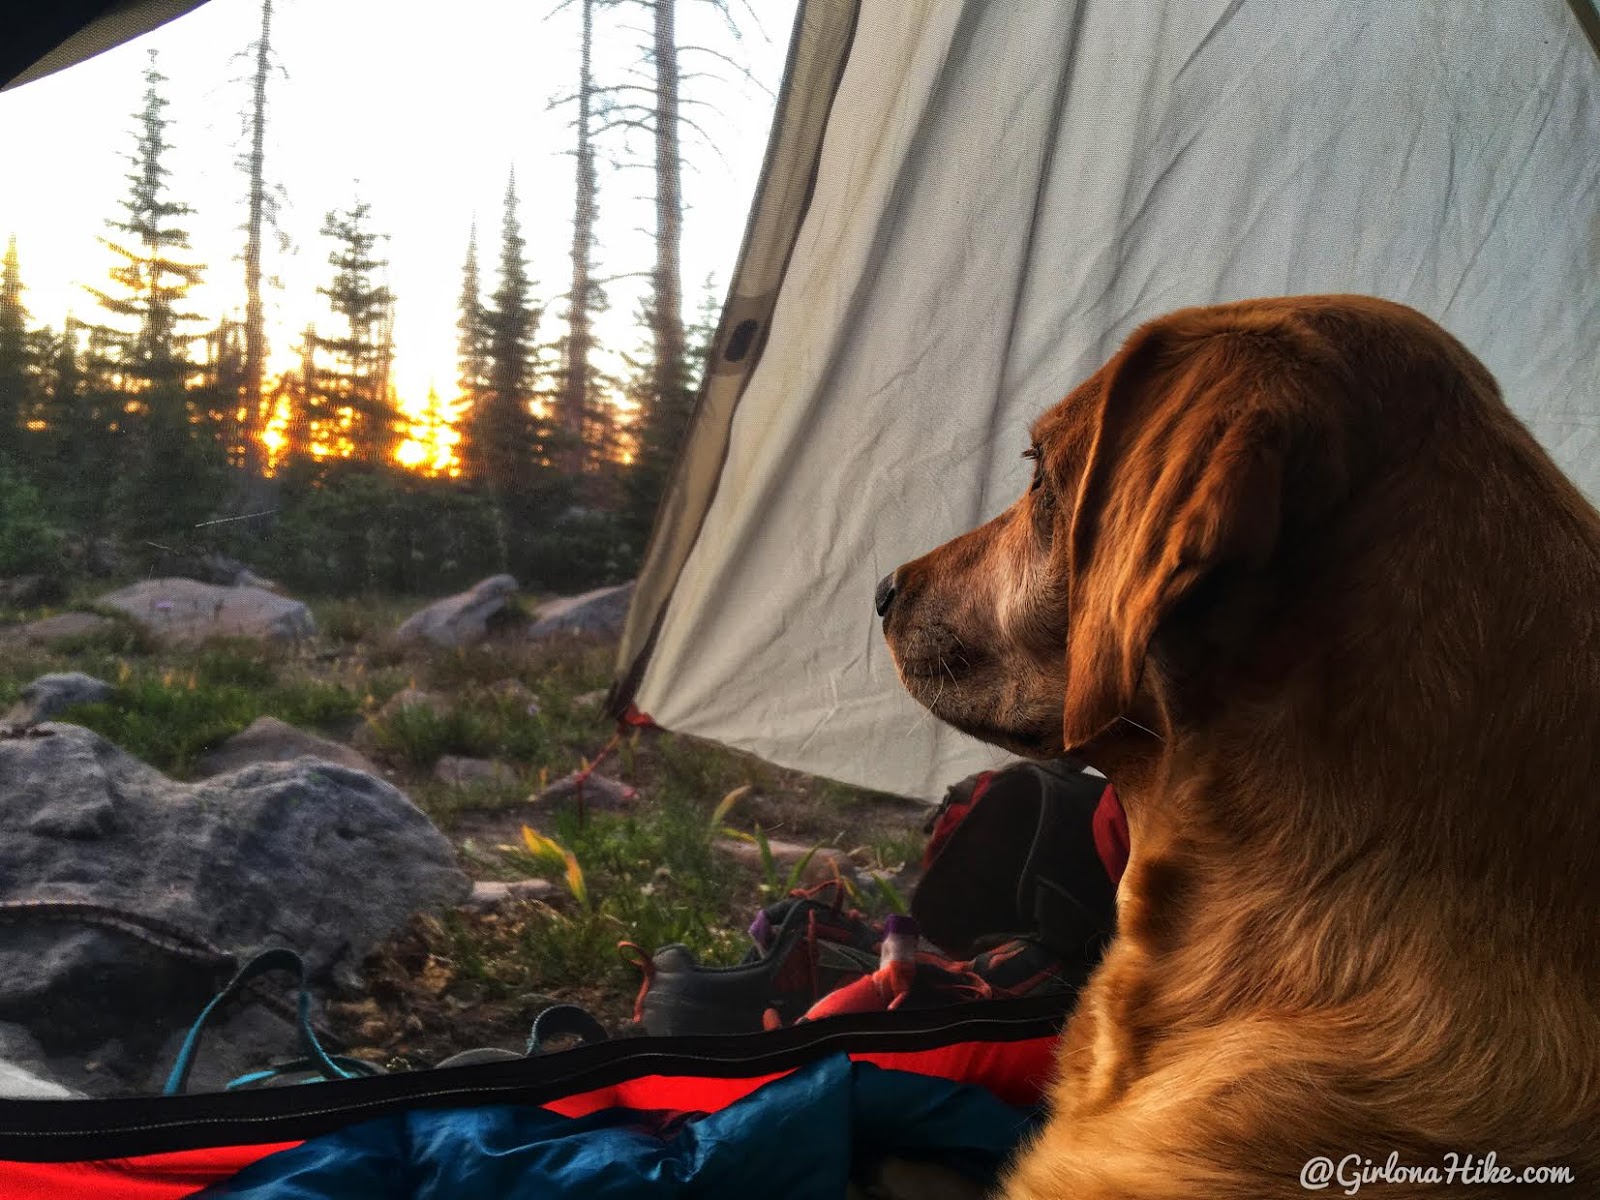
xmin=874 ymin=572 xmax=899 ymax=617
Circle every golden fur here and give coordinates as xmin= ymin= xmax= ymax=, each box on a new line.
xmin=881 ymin=296 xmax=1600 ymax=1198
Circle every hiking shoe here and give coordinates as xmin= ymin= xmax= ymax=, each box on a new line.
xmin=629 ymin=882 xmax=881 ymax=1037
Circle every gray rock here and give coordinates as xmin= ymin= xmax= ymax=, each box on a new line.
xmin=0 ymin=575 xmax=66 ymax=609
xmin=99 ymin=578 xmax=314 ymax=644
xmin=484 ymin=679 xmax=538 ymax=710
xmin=0 ymin=1023 xmax=80 ymax=1098
xmin=395 ymin=575 xmax=519 ymax=648
xmin=0 ymin=724 xmax=468 ymax=1090
xmin=527 ymin=581 xmax=635 ymax=641
xmin=7 ymin=672 xmax=116 ymax=726
xmin=530 ymin=770 xmax=636 ymax=816
xmin=378 ymin=687 xmax=444 ymax=720
xmin=195 ymin=716 xmax=382 ymax=780
xmin=18 ymin=613 xmax=118 ymax=647
xmin=435 ymin=756 xmax=519 ymax=789
xmin=0 ymin=1059 xmax=78 ymax=1099
xmin=144 ymin=550 xmax=272 ymax=590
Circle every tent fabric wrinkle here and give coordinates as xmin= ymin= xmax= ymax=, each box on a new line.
xmin=630 ymin=0 xmax=1600 ymax=801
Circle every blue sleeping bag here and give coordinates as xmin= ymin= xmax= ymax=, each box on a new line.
xmin=202 ymin=1055 xmax=1039 ymax=1198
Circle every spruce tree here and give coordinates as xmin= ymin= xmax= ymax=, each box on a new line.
xmin=469 ymin=173 xmax=543 ymax=496
xmin=0 ymin=235 xmax=30 ymax=463
xmin=456 ymin=220 xmax=490 ymax=425
xmin=625 ymin=274 xmax=717 ymax=541
xmin=86 ymin=51 xmax=225 ymax=537
xmin=86 ymin=52 xmax=206 ymax=391
xmin=309 ymin=201 xmax=399 ymax=467
xmin=33 ymin=318 xmax=118 ymax=539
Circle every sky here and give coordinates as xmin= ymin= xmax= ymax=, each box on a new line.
xmin=0 ymin=0 xmax=795 ymax=422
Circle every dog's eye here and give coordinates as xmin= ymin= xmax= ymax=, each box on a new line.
xmin=1022 ymin=445 xmax=1043 ymax=491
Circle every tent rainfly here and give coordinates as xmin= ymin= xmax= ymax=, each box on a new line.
xmin=610 ymin=0 xmax=1600 ymax=801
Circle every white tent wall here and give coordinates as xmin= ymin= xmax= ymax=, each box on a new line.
xmin=632 ymin=0 xmax=1600 ymax=801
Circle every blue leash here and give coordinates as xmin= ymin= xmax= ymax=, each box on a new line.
xmin=163 ymin=947 xmax=384 ymax=1095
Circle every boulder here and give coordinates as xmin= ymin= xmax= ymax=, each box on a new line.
xmin=143 ymin=549 xmax=277 ymax=590
xmin=378 ymin=687 xmax=445 ymax=720
xmin=98 ymin=578 xmax=314 ymax=644
xmin=434 ymin=756 xmax=519 ymax=789
xmin=529 ymin=770 xmax=637 ymax=816
xmin=0 ymin=1023 xmax=79 ymax=1098
xmin=394 ymin=575 xmax=519 ymax=648
xmin=526 ymin=581 xmax=635 ymax=641
xmin=194 ymin=716 xmax=382 ymax=779
xmin=0 ymin=575 xmax=66 ymax=609
xmin=6 ymin=672 xmax=116 ymax=726
xmin=484 ymin=679 xmax=539 ymax=712
xmin=0 ymin=723 xmax=468 ymax=1094
xmin=18 ymin=612 xmax=118 ymax=647
xmin=0 ymin=1058 xmax=78 ymax=1099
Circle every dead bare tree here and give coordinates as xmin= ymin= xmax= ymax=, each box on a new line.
xmin=551 ymin=0 xmax=603 ymax=476
xmin=589 ymin=0 xmax=769 ymax=529
xmin=235 ymin=0 xmax=284 ymax=482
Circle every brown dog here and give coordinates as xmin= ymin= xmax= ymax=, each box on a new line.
xmin=879 ymin=295 xmax=1600 ymax=1198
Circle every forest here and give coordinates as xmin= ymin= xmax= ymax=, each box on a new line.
xmin=0 ymin=0 xmax=753 ymax=599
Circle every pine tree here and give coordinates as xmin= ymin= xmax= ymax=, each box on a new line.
xmin=86 ymin=51 xmax=206 ymax=392
xmin=32 ymin=317 xmax=118 ymax=538
xmin=85 ymin=51 xmax=225 ymax=537
xmin=0 ymin=235 xmax=30 ymax=463
xmin=407 ymin=382 xmax=454 ymax=476
xmin=468 ymin=173 xmax=543 ymax=496
xmin=456 ymin=220 xmax=490 ymax=419
xmin=309 ymin=201 xmax=399 ymax=467
xmin=625 ymin=274 xmax=717 ymax=540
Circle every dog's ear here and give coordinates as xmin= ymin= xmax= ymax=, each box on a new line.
xmin=1061 ymin=322 xmax=1306 ymax=750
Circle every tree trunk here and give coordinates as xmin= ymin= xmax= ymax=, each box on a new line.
xmin=651 ymin=0 xmax=685 ymax=420
xmin=563 ymin=0 xmax=598 ymax=476
xmin=241 ymin=0 xmax=272 ymax=480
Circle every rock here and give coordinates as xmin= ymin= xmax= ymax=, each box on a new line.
xmin=484 ymin=679 xmax=537 ymax=708
xmin=715 ymin=837 xmax=857 ymax=884
xmin=435 ymin=756 xmax=519 ymax=789
xmin=378 ymin=687 xmax=445 ymax=720
xmin=527 ymin=581 xmax=635 ymax=641
xmin=18 ymin=612 xmax=118 ymax=647
xmin=6 ymin=672 xmax=116 ymax=726
xmin=0 ymin=575 xmax=67 ymax=610
xmin=144 ymin=549 xmax=269 ymax=589
xmin=460 ymin=879 xmax=556 ymax=912
xmin=572 ymin=689 xmax=607 ymax=710
xmin=529 ymin=771 xmax=637 ymax=815
xmin=395 ymin=575 xmax=519 ymax=648
xmin=0 ymin=1058 xmax=78 ymax=1099
xmin=143 ymin=1004 xmax=306 ymax=1095
xmin=0 ymin=724 xmax=469 ymax=1093
xmin=235 ymin=569 xmax=282 ymax=593
xmin=98 ymin=578 xmax=314 ymax=644
xmin=195 ymin=716 xmax=382 ymax=780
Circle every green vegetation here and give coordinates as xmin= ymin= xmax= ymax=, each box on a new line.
xmin=0 ymin=592 xmax=925 ymax=1062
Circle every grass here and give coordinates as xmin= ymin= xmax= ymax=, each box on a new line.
xmin=68 ymin=666 xmax=363 ymax=775
xmin=0 ymin=585 xmax=928 ymax=1063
